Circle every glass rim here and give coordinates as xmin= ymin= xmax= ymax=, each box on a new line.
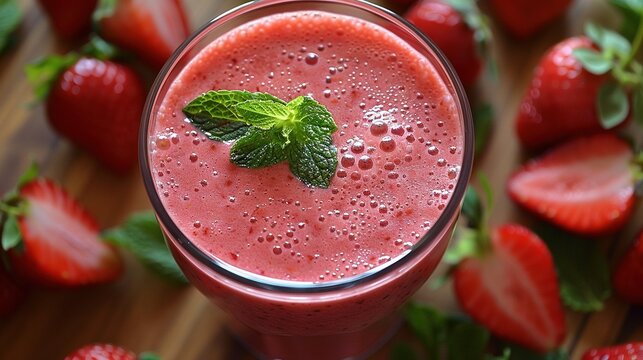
xmin=139 ymin=0 xmax=474 ymax=293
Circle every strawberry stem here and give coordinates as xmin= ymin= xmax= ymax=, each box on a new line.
xmin=0 ymin=202 xmax=25 ymax=217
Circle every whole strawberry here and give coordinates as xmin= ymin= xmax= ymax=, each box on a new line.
xmin=95 ymin=0 xmax=191 ymax=69
xmin=582 ymin=342 xmax=643 ymax=360
xmin=613 ymin=231 xmax=643 ymax=305
xmin=516 ymin=37 xmax=606 ymax=149
xmin=37 ymin=0 xmax=98 ymax=39
xmin=1 ymin=166 xmax=122 ymax=286
xmin=404 ymin=0 xmax=490 ymax=88
xmin=508 ymin=134 xmax=636 ymax=236
xmin=449 ymin=186 xmax=566 ymax=352
xmin=517 ymin=20 xmax=643 ymax=150
xmin=26 ymin=39 xmax=146 ymax=173
xmin=488 ymin=0 xmax=572 ymax=38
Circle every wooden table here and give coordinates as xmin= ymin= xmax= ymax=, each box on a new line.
xmin=0 ymin=0 xmax=641 ymax=359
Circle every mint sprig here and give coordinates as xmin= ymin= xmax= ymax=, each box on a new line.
xmin=183 ymin=90 xmax=338 ymax=188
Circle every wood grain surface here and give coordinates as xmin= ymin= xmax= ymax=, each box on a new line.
xmin=0 ymin=0 xmax=641 ymax=359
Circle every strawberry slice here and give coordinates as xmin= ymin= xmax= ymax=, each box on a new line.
xmin=8 ymin=179 xmax=122 ymax=286
xmin=613 ymin=231 xmax=643 ymax=305
xmin=65 ymin=343 xmax=136 ymax=360
xmin=582 ymin=342 xmax=643 ymax=360
xmin=508 ymin=134 xmax=635 ymax=236
xmin=96 ymin=0 xmax=191 ymax=69
xmin=453 ymin=224 xmax=566 ymax=352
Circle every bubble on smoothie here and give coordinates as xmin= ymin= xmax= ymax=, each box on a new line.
xmin=379 ymin=136 xmax=395 ymax=152
xmin=341 ymin=154 xmax=355 ymax=167
xmin=357 ymin=155 xmax=373 ymax=170
xmin=305 ymin=52 xmax=319 ymax=65
xmin=156 ymin=135 xmax=171 ymax=150
xmin=370 ymin=120 xmax=388 ymax=136
xmin=351 ymin=140 xmax=365 ymax=153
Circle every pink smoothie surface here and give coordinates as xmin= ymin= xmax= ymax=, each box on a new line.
xmin=150 ymin=11 xmax=464 ymax=283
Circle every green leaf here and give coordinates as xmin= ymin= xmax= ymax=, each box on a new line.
xmin=610 ymin=0 xmax=643 ymax=41
xmin=390 ymin=343 xmax=418 ymax=360
xmin=506 ymin=344 xmax=568 ymax=360
xmin=446 ymin=319 xmax=489 ymax=360
xmin=633 ymin=86 xmax=643 ymax=125
xmin=585 ymin=22 xmax=631 ymax=56
xmin=597 ymin=82 xmax=629 ymax=129
xmin=404 ymin=303 xmax=446 ymax=359
xmin=473 ymin=104 xmax=494 ymax=156
xmin=486 ymin=349 xmax=511 ymax=360
xmin=138 ymin=352 xmax=161 ymax=360
xmin=1 ymin=214 xmax=21 ymax=251
xmin=462 ymin=187 xmax=483 ymax=228
xmin=93 ymin=0 xmax=118 ymax=22
xmin=16 ymin=162 xmax=38 ymax=189
xmin=445 ymin=228 xmax=480 ymax=265
xmin=230 ymin=128 xmax=287 ymax=168
xmin=80 ymin=36 xmax=120 ymax=60
xmin=25 ymin=54 xmax=79 ymax=101
xmin=235 ymin=100 xmax=290 ymax=130
xmin=536 ymin=224 xmax=611 ymax=312
xmin=287 ymin=133 xmax=337 ymax=188
xmin=103 ymin=212 xmax=188 ymax=285
xmin=289 ymin=96 xmax=338 ymax=134
xmin=0 ymin=0 xmax=21 ymax=53
xmin=572 ymin=48 xmax=613 ymax=75
xmin=183 ymin=90 xmax=284 ymax=141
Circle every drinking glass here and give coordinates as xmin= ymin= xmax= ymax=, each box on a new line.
xmin=140 ymin=0 xmax=473 ymax=358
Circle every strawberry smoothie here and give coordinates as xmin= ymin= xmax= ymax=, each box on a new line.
xmin=143 ymin=2 xmax=471 ymax=359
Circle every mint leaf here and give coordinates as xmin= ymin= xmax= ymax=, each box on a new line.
xmin=93 ymin=0 xmax=118 ymax=22
xmin=185 ymin=91 xmax=338 ymax=188
xmin=573 ymin=48 xmax=613 ymax=75
xmin=598 ymin=81 xmax=629 ymax=129
xmin=103 ymin=212 xmax=188 ymax=285
xmin=183 ymin=90 xmax=284 ymax=141
xmin=536 ymin=224 xmax=611 ymax=312
xmin=230 ymin=128 xmax=287 ymax=168
xmin=1 ymin=214 xmax=21 ymax=251
xmin=404 ymin=303 xmax=446 ymax=360
xmin=0 ymin=0 xmax=21 ymax=53
xmin=235 ymin=100 xmax=290 ymax=130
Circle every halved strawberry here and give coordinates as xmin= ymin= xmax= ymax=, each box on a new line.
xmin=453 ymin=224 xmax=566 ymax=352
xmin=613 ymin=231 xmax=643 ymax=305
xmin=508 ymin=134 xmax=635 ymax=236
xmin=95 ymin=0 xmax=191 ymax=69
xmin=7 ymin=179 xmax=122 ymax=286
xmin=582 ymin=342 xmax=643 ymax=360
xmin=65 ymin=343 xmax=136 ymax=360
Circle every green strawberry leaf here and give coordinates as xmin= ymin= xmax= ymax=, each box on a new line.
xmin=0 ymin=0 xmax=21 ymax=53
xmin=462 ymin=186 xmax=482 ymax=228
xmin=103 ymin=212 xmax=188 ymax=285
xmin=1 ymin=214 xmax=21 ymax=251
xmin=446 ymin=0 xmax=492 ymax=63
xmin=230 ymin=128 xmax=287 ymax=168
xmin=390 ymin=343 xmax=418 ymax=360
xmin=598 ymin=81 xmax=629 ymax=129
xmin=473 ymin=104 xmax=494 ymax=156
xmin=80 ymin=36 xmax=120 ymax=60
xmin=573 ymin=48 xmax=613 ymax=75
xmin=536 ymin=224 xmax=611 ymax=312
xmin=93 ymin=0 xmax=118 ymax=22
xmin=610 ymin=0 xmax=643 ymax=41
xmin=487 ymin=349 xmax=511 ymax=360
xmin=25 ymin=53 xmax=79 ymax=101
xmin=633 ymin=86 xmax=643 ymax=125
xmin=16 ymin=162 xmax=38 ymax=190
xmin=586 ymin=22 xmax=632 ymax=56
xmin=185 ymin=91 xmax=338 ymax=188
xmin=235 ymin=100 xmax=290 ymax=130
xmin=138 ymin=352 xmax=161 ymax=360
